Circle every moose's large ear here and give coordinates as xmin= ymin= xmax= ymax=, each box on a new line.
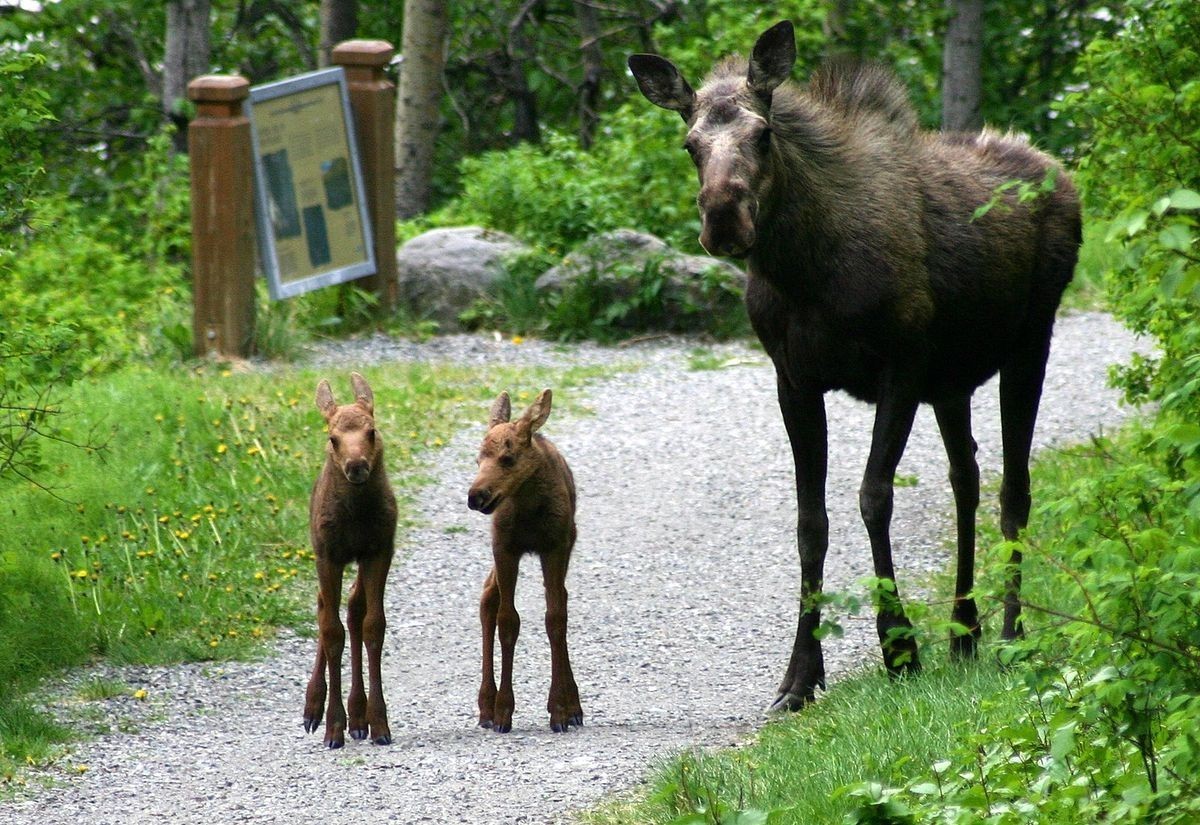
xmin=350 ymin=371 xmax=374 ymax=415
xmin=748 ymin=20 xmax=796 ymax=100
xmin=488 ymin=392 xmax=512 ymax=429
xmin=628 ymin=54 xmax=695 ymax=120
xmin=316 ymin=379 xmax=337 ymax=422
xmin=515 ymin=389 xmax=553 ymax=443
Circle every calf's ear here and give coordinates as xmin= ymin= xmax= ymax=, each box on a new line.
xmin=316 ymin=379 xmax=337 ymax=422
xmin=350 ymin=371 xmax=374 ymax=415
xmin=489 ymin=392 xmax=512 ymax=429
xmin=515 ymin=389 xmax=553 ymax=443
xmin=748 ymin=20 xmax=796 ymax=100
xmin=628 ymin=54 xmax=695 ymax=121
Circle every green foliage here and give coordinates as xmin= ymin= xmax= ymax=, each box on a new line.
xmin=1067 ymin=0 xmax=1200 ymax=423
xmin=0 ymin=52 xmax=53 ymax=231
xmin=437 ymin=102 xmax=700 ymax=254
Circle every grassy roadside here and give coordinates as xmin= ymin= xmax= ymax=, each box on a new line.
xmin=0 ymin=355 xmax=609 ymax=782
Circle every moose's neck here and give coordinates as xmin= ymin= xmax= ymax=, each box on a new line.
xmin=750 ymin=96 xmax=856 ymax=298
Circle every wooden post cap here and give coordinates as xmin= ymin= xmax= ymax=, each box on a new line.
xmin=187 ymin=75 xmax=250 ymax=103
xmin=331 ymin=40 xmax=395 ymax=68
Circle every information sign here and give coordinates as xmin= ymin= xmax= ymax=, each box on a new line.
xmin=246 ymin=67 xmax=376 ymax=299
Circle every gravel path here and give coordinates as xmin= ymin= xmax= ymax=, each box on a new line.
xmin=5 ymin=312 xmax=1143 ymax=824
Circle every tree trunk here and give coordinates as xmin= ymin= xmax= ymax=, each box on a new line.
xmin=574 ymin=0 xmax=603 ymax=149
xmin=164 ymin=0 xmax=211 ymax=153
xmin=394 ymin=0 xmax=448 ymax=219
xmin=823 ymin=0 xmax=853 ymax=57
xmin=319 ymin=0 xmax=358 ymax=67
xmin=942 ymin=0 xmax=984 ymax=132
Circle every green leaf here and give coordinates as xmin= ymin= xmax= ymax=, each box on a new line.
xmin=1157 ymin=223 xmax=1193 ymax=252
xmin=1169 ymin=189 xmax=1200 ymax=210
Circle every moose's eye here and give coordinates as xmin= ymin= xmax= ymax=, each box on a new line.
xmin=329 ymin=435 xmax=340 ymax=449
xmin=682 ymin=139 xmax=697 ymax=157
xmin=757 ymin=127 xmax=772 ymax=150
xmin=366 ymin=428 xmax=376 ymax=443
xmin=499 ymin=455 xmax=516 ymax=468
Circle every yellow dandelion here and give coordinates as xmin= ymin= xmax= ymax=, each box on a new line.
xmin=216 ymin=444 xmax=228 ymax=455
xmin=133 ymin=689 xmax=147 ymax=701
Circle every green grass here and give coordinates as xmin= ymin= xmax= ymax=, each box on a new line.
xmin=582 ymin=662 xmax=1022 ymax=824
xmin=0 ymin=355 xmax=609 ymax=778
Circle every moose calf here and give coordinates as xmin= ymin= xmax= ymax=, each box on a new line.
xmin=303 ymin=371 xmax=397 ymax=749
xmin=468 ymin=389 xmax=583 ymax=733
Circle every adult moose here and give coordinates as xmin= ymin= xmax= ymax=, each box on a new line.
xmin=628 ymin=21 xmax=1078 ymax=710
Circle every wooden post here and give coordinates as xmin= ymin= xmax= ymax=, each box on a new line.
xmin=332 ymin=39 xmax=398 ymax=312
xmin=187 ymin=75 xmax=256 ymax=358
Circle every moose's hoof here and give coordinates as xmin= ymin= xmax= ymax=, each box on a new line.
xmin=569 ymin=713 xmax=584 ymax=727
xmin=303 ymin=717 xmax=320 ymax=734
xmin=325 ymin=738 xmax=345 ymax=750
xmin=551 ymin=721 xmax=575 ymax=733
xmin=479 ymin=718 xmax=493 ymax=730
xmin=768 ymin=691 xmax=812 ymax=714
xmin=349 ymin=727 xmax=369 ymax=741
xmin=493 ymin=722 xmax=512 ymax=734
xmin=372 ymin=734 xmax=393 ymax=746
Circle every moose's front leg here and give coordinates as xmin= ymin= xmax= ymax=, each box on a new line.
xmin=478 ymin=568 xmax=499 ymax=729
xmin=303 ymin=590 xmax=328 ymax=734
xmin=492 ymin=551 xmax=521 ymax=733
xmin=345 ymin=575 xmax=368 ymax=740
xmin=771 ymin=375 xmax=830 ymax=712
xmin=861 ymin=377 xmax=922 ymax=677
xmin=315 ymin=560 xmax=348 ymax=748
xmin=541 ymin=552 xmax=582 ymax=731
xmin=359 ymin=551 xmax=393 ymax=745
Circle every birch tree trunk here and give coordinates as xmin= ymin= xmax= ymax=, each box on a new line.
xmin=942 ymin=0 xmax=984 ymax=132
xmin=574 ymin=0 xmax=603 ymax=149
xmin=394 ymin=0 xmax=448 ymax=219
xmin=164 ymin=0 xmax=211 ymax=152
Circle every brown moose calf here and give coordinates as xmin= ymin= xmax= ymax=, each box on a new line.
xmin=304 ymin=372 xmax=397 ymax=749
xmin=468 ymin=389 xmax=583 ymax=733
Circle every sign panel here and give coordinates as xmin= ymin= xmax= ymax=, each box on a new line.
xmin=246 ymin=67 xmax=376 ymax=300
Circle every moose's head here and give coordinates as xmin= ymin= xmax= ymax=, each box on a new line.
xmin=468 ymin=389 xmax=553 ymax=516
xmin=628 ymin=21 xmax=796 ymax=258
xmin=316 ymin=371 xmax=381 ymax=485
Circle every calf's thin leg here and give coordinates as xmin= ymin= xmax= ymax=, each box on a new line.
xmin=998 ymin=333 xmax=1052 ymax=639
xmin=315 ymin=558 xmax=348 ymax=748
xmin=541 ymin=550 xmax=582 ymax=731
xmin=772 ymin=374 xmax=830 ymax=712
xmin=860 ymin=378 xmax=921 ymax=676
xmin=492 ymin=550 xmax=521 ymax=733
xmin=303 ymin=589 xmax=328 ymax=734
xmin=934 ymin=395 xmax=982 ymax=658
xmin=478 ymin=568 xmax=499 ymax=728
xmin=359 ymin=551 xmax=393 ymax=744
xmin=346 ymin=575 xmax=368 ymax=740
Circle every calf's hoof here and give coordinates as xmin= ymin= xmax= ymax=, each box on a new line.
xmin=493 ymin=721 xmax=512 ymax=734
xmin=349 ymin=727 xmax=369 ymax=741
xmin=303 ymin=717 xmax=320 ymax=734
xmin=372 ymin=734 xmax=393 ymax=746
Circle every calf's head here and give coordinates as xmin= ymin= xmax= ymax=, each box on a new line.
xmin=468 ymin=389 xmax=553 ymax=515
xmin=628 ymin=21 xmax=796 ymax=258
xmin=315 ymin=371 xmax=381 ymax=485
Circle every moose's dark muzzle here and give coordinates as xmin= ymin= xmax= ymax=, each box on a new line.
xmin=698 ymin=183 xmax=757 ymax=258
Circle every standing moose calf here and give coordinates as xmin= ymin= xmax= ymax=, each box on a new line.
xmin=629 ymin=21 xmax=1078 ymax=710
xmin=304 ymin=372 xmax=397 ymax=748
xmin=468 ymin=389 xmax=583 ymax=733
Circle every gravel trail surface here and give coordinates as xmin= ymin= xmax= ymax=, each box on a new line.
xmin=6 ymin=313 xmax=1143 ymax=825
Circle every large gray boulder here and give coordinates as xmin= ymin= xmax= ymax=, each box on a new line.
xmin=536 ymin=229 xmax=747 ymax=332
xmin=396 ymin=226 xmax=530 ymax=329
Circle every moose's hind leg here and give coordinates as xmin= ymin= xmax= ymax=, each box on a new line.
xmin=934 ymin=396 xmax=982 ymax=659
